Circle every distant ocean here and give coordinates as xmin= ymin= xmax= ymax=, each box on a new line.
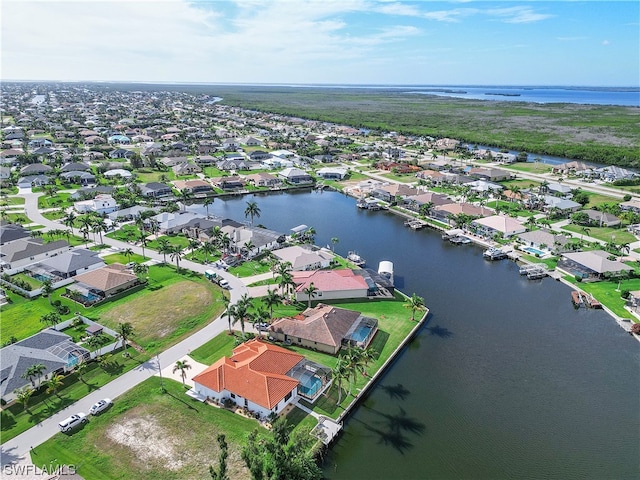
xmin=267 ymin=84 xmax=639 ymax=107
xmin=403 ymin=86 xmax=640 ymax=107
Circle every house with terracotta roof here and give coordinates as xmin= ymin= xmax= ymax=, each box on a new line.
xmin=68 ymin=263 xmax=140 ymax=304
xmin=269 ymin=304 xmax=378 ymax=354
xmin=191 ymin=339 xmax=331 ymax=419
xmin=292 ymin=269 xmax=369 ymax=302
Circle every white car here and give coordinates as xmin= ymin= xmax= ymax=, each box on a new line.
xmin=58 ymin=413 xmax=87 ymax=432
xmin=89 ymin=398 xmax=112 ymax=415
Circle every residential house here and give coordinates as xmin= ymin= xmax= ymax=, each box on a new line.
xmin=404 ymin=192 xmax=450 ymax=213
xmin=620 ymin=199 xmax=640 ymax=214
xmin=172 ymin=162 xmax=202 ymax=176
xmin=20 ymin=164 xmax=52 ymax=176
xmin=292 ymin=269 xmax=369 ymax=302
xmin=581 ymin=209 xmax=621 ymax=228
xmin=17 ymin=175 xmax=51 ymax=188
xmin=74 ymin=194 xmax=118 ymax=215
xmin=552 ymin=161 xmax=591 ymax=175
xmin=107 ymin=206 xmax=155 ymax=222
xmin=468 ymin=167 xmax=512 ymax=182
xmin=211 ymin=176 xmax=245 ymax=191
xmin=103 ymin=168 xmax=132 ymax=179
xmin=60 ymin=171 xmax=96 ymax=186
xmin=0 ymin=222 xmax=31 ymax=246
xmin=431 ymin=203 xmax=494 ymax=224
xmin=371 ymin=184 xmax=419 ymax=203
xmin=195 ymin=155 xmax=218 ymax=166
xmin=245 ymin=172 xmax=282 ymax=188
xmin=249 ymin=150 xmax=271 ymax=161
xmin=0 ymin=238 xmax=71 ymax=271
xmin=471 ymin=215 xmax=526 ymax=238
xmin=0 ymin=330 xmax=90 ymax=403
xmin=60 ymin=162 xmax=91 ymax=173
xmin=109 ymin=148 xmax=134 ymax=159
xmin=107 ymin=134 xmax=131 ymax=145
xmin=517 ymin=229 xmax=570 ymax=254
xmin=32 ymin=248 xmax=105 ymax=279
xmin=271 ymin=245 xmax=334 ymax=271
xmin=191 ymin=339 xmax=331 ymax=418
xmin=149 ymin=211 xmax=203 ymax=234
xmin=542 ymin=195 xmax=582 ymax=215
xmin=70 ymin=263 xmax=140 ymax=301
xmin=140 ymin=182 xmax=173 ymax=198
xmin=558 ymin=250 xmax=633 ymax=280
xmin=316 ymin=167 xmax=348 ymax=180
xmin=269 ymin=304 xmax=378 ymax=354
xmin=173 ymin=179 xmax=213 ymax=195
xmin=278 ymin=167 xmax=313 ymax=184
xmin=464 ymin=179 xmax=503 ymax=194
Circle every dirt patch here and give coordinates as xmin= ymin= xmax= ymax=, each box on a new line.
xmin=106 ymin=415 xmax=184 ymax=471
xmin=100 ymin=281 xmax=213 ymax=341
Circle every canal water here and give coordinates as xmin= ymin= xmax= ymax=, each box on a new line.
xmin=204 ymin=190 xmax=640 ymax=479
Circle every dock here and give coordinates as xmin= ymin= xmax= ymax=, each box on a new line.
xmin=571 ymin=290 xmax=602 ymax=309
xmin=404 ymin=219 xmax=427 ymax=230
xmin=519 ymin=263 xmax=549 ymax=279
xmin=449 ymin=235 xmax=471 ymax=245
xmin=483 ymin=247 xmax=508 ymax=260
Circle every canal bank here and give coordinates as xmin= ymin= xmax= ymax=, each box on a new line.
xmin=204 ymin=190 xmax=640 ymax=479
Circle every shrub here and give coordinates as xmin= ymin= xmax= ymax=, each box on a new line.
xmin=621 ymin=289 xmax=631 ymax=299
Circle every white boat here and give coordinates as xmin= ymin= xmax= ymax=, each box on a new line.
xmin=347 ymin=251 xmax=366 ymax=266
xmin=378 ymin=260 xmax=394 ymax=285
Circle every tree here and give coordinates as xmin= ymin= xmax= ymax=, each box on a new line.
xmin=209 ymin=434 xmax=229 ymax=480
xmin=278 ymin=271 xmax=295 ymax=298
xmin=244 ymin=200 xmax=261 ymax=226
xmin=250 ymin=303 xmax=270 ymax=339
xmin=303 ymin=282 xmax=319 ymax=308
xmin=404 ymin=293 xmax=426 ymax=321
xmin=123 ymin=248 xmax=134 ymax=262
xmin=157 ymin=237 xmax=171 ymax=264
xmin=263 ymin=288 xmax=281 ymax=318
xmin=138 ymin=230 xmax=148 ymax=260
xmin=14 ymin=386 xmax=34 ymax=412
xmin=222 ymin=296 xmax=234 ymax=334
xmin=201 ymin=241 xmax=215 ymax=264
xmin=170 ymin=245 xmax=184 ymax=272
xmin=62 ymin=211 xmax=76 ymax=235
xmin=331 ymin=236 xmax=339 ymax=252
xmin=41 ymin=279 xmax=54 ymax=305
xmin=45 ymin=374 xmax=65 ymax=398
xmin=75 ymin=361 xmax=88 ymax=383
xmin=132 ymin=262 xmax=149 ymax=278
xmin=21 ymin=363 xmax=47 ymax=388
xmin=241 ymin=418 xmax=322 ymax=480
xmin=40 ymin=311 xmax=61 ymax=328
xmin=173 ymin=359 xmax=192 ymax=387
xmin=332 ymin=356 xmax=350 ymax=405
xmin=233 ymin=294 xmax=252 ymax=339
xmin=117 ymin=322 xmax=135 ymax=353
xmin=92 ymin=217 xmax=107 ymax=245
xmin=203 ymin=197 xmax=214 ymax=219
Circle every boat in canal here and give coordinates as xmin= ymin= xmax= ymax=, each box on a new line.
xmin=347 ymin=251 xmax=366 ymax=266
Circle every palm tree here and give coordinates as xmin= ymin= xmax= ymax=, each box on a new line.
xmin=138 ymin=230 xmax=148 ymax=260
xmin=78 ymin=216 xmax=93 ymax=247
xmin=41 ymin=279 xmax=54 ymax=305
xmin=303 ymin=282 xmax=319 ymax=308
xmin=244 ymin=200 xmax=261 ymax=226
xmin=170 ymin=245 xmax=184 ymax=272
xmin=40 ymin=311 xmax=61 ymax=328
xmin=278 ymin=271 xmax=295 ymax=298
xmin=21 ymin=364 xmax=46 ymax=388
xmin=581 ymin=226 xmax=591 ymax=241
xmin=173 ymin=359 xmax=192 ymax=387
xmin=13 ymin=386 xmax=34 ymax=412
xmin=332 ymin=356 xmax=350 ymax=405
xmin=75 ymin=362 xmax=88 ymax=383
xmin=45 ymin=374 xmax=65 ymax=398
xmin=404 ymin=293 xmax=426 ymax=321
xmin=92 ymin=217 xmax=107 ymax=245
xmin=263 ymin=288 xmax=281 ymax=318
xmin=123 ymin=248 xmax=134 ymax=262
xmin=157 ymin=237 xmax=171 ymax=264
xmin=201 ymin=241 xmax=215 ymax=264
xmin=222 ymin=296 xmax=234 ymax=334
xmin=62 ymin=211 xmax=76 ymax=235
xmin=132 ymin=263 xmax=149 ymax=278
xmin=203 ymin=197 xmax=214 ymax=218
xmin=117 ymin=322 xmax=135 ymax=353
xmin=331 ymin=237 xmax=339 ymax=252
xmin=525 ymin=216 xmax=537 ymax=231
xmin=251 ymin=304 xmax=270 ymax=339
xmin=233 ymin=294 xmax=252 ymax=339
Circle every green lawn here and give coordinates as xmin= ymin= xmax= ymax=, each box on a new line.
xmin=189 ymin=330 xmax=237 ymax=365
xmin=565 ymin=276 xmax=639 ymax=319
xmin=0 ymin=196 xmax=25 ymax=206
xmin=30 ymin=377 xmax=260 ymax=480
xmin=38 ymin=193 xmax=74 ymax=209
xmin=379 ymin=172 xmax=418 ymax=183
xmin=561 ymin=224 xmax=637 ymax=244
xmin=228 ymin=258 xmax=272 ymax=277
xmin=503 ymin=162 xmax=553 ymax=174
xmin=102 ymin=252 xmax=146 ymax=265
xmin=146 ymin=234 xmax=191 ymax=251
xmin=106 ymin=224 xmax=142 ymax=243
xmin=1 ymin=351 xmax=143 ymax=443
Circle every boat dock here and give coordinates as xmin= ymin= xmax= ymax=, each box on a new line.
xmin=571 ymin=290 xmax=602 ymax=309
xmin=449 ymin=235 xmax=471 ymax=245
xmin=404 ymin=219 xmax=427 ymax=230
xmin=483 ymin=247 xmax=508 ymax=260
xmin=519 ymin=263 xmax=549 ymax=279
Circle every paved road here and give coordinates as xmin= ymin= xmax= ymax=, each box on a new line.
xmin=1 ymin=190 xmax=249 ymax=469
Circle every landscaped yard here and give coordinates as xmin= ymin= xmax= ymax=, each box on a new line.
xmin=0 ymin=265 xmax=226 ymax=350
xmin=30 ymin=377 xmax=259 ymax=480
xmin=1 ymin=350 xmax=143 ymax=443
xmin=565 ymin=276 xmax=640 ymax=319
xmin=561 ymin=224 xmax=637 ymax=244
xmin=503 ymin=162 xmax=553 ymax=174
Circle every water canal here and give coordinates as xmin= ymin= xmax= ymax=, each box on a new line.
xmin=203 ymin=190 xmax=640 ymax=479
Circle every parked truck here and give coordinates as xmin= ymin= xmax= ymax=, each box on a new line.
xmin=205 ymin=269 xmax=230 ymax=289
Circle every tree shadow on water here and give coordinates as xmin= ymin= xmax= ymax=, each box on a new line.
xmin=427 ymin=324 xmax=453 ymax=338
xmin=379 ymin=383 xmax=410 ymax=401
xmin=358 ymin=406 xmax=426 ymax=455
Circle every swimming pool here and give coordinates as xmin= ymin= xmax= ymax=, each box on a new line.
xmin=298 ymin=372 xmax=322 ymax=398
xmin=523 ymin=246 xmax=546 ymax=256
xmin=32 ymin=273 xmax=53 ymax=282
xmin=349 ymin=324 xmax=374 ymax=343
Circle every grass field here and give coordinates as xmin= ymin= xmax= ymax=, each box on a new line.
xmin=561 ymin=224 xmax=636 ymax=244
xmin=565 ymin=277 xmax=639 ymax=319
xmin=30 ymin=377 xmax=259 ymax=480
xmin=1 ymin=351 xmax=143 ymax=443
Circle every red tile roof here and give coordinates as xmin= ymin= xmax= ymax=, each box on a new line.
xmin=192 ymin=339 xmax=303 ymax=410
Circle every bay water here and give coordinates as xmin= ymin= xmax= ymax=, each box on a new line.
xmin=204 ymin=190 xmax=640 ymax=479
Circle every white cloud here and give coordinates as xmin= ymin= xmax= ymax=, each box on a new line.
xmin=602 ymin=40 xmax=610 ymax=46
xmin=487 ymin=6 xmax=554 ymax=24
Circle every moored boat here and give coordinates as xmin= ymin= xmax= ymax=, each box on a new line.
xmin=347 ymin=251 xmax=366 ymax=266
xmin=378 ymin=260 xmax=394 ymax=285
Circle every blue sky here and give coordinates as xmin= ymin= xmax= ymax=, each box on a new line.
xmin=2 ymin=1 xmax=638 ymax=86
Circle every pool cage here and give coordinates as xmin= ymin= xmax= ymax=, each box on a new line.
xmin=343 ymin=315 xmax=378 ymax=349
xmin=47 ymin=341 xmax=91 ymax=368
xmin=287 ymin=359 xmax=332 ymax=402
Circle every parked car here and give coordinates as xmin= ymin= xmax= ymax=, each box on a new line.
xmin=256 ymin=322 xmax=270 ymax=331
xmin=58 ymin=413 xmax=87 ymax=432
xmin=89 ymin=398 xmax=112 ymax=415
xmin=218 ymin=278 xmax=230 ymax=289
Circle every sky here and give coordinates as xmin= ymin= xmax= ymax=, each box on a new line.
xmin=2 ymin=0 xmax=639 ymax=86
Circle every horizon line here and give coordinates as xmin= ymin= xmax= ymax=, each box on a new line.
xmin=1 ymin=79 xmax=638 ymax=90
